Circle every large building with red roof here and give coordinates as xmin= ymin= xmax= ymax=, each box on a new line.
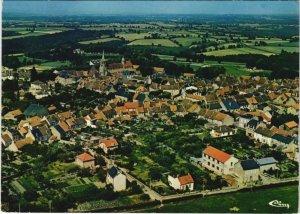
xmin=202 ymin=146 xmax=238 ymax=175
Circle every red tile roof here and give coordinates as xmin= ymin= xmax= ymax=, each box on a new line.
xmin=203 ymin=146 xmax=231 ymax=163
xmin=15 ymin=137 xmax=33 ymax=149
xmin=59 ymin=121 xmax=70 ymax=132
xmin=178 ymin=174 xmax=194 ymax=185
xmin=101 ymin=138 xmax=119 ymax=148
xmin=124 ymin=102 xmax=139 ymax=109
xmin=285 ymin=121 xmax=298 ymax=129
xmin=77 ymin=152 xmax=95 ymax=162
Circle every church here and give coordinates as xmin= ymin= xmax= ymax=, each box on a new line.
xmin=91 ymin=51 xmax=136 ymax=77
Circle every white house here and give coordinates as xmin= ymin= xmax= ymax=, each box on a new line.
xmin=106 ymin=166 xmax=126 ymax=191
xmin=210 ymin=126 xmax=235 ymax=138
xmin=234 ymin=159 xmax=260 ymax=183
xmin=238 ymin=115 xmax=253 ymax=129
xmin=253 ymin=127 xmax=274 ymax=146
xmin=55 ymin=76 xmax=74 ymax=86
xmin=256 ymin=157 xmax=278 ymax=172
xmin=202 ymin=146 xmax=238 ymax=175
xmin=29 ymin=80 xmax=49 ymax=99
xmin=168 ymin=174 xmax=194 ymax=191
xmin=75 ymin=152 xmax=95 ymax=169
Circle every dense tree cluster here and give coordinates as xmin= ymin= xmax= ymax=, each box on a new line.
xmin=206 ymin=52 xmax=299 ymax=79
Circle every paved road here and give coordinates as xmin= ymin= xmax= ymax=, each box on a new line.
xmin=123 ymin=170 xmax=162 ymax=201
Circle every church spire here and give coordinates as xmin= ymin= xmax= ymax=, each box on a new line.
xmin=102 ymin=50 xmax=105 ymax=60
xmin=99 ymin=50 xmax=107 ymax=76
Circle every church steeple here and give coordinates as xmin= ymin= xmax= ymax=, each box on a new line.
xmin=102 ymin=50 xmax=105 ymax=60
xmin=99 ymin=50 xmax=107 ymax=76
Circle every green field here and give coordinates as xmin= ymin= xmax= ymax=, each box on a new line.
xmin=173 ymin=37 xmax=202 ymax=46
xmin=175 ymin=60 xmax=271 ymax=77
xmin=17 ymin=55 xmax=47 ymax=64
xmin=19 ymin=60 xmax=71 ymax=71
xmin=204 ymin=47 xmax=274 ymax=56
xmin=3 ymin=27 xmax=69 ymax=39
xmin=153 ymin=54 xmax=186 ymax=62
xmin=79 ymin=37 xmax=120 ymax=44
xmin=155 ymin=53 xmax=271 ymax=77
xmin=248 ymin=46 xmax=299 ymax=54
xmin=116 ymin=33 xmax=150 ymax=41
xmin=128 ymin=39 xmax=179 ymax=47
xmin=136 ymin=185 xmax=298 ymax=213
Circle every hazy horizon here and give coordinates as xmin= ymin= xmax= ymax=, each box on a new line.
xmin=3 ymin=1 xmax=299 ymax=17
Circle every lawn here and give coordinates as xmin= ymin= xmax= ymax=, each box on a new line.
xmin=137 ymin=185 xmax=298 ymax=213
xmin=76 ymin=196 xmax=134 ymax=211
xmin=128 ymin=39 xmax=179 ymax=47
xmin=79 ymin=37 xmax=120 ymax=44
xmin=64 ymin=183 xmax=95 ymax=193
xmin=43 ymin=162 xmax=78 ymax=179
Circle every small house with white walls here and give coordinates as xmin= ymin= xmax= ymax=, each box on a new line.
xmin=168 ymin=173 xmax=194 ymax=191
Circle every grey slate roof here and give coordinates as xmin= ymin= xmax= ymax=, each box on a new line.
xmin=108 ymin=166 xmax=121 ymax=178
xmin=247 ymin=119 xmax=259 ymax=129
xmin=255 ymin=127 xmax=274 ymax=138
xmin=256 ymin=157 xmax=278 ymax=166
xmin=240 ymin=159 xmax=260 ymax=170
xmin=272 ymin=134 xmax=294 ymax=144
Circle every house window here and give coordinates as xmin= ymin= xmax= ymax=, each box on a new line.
xmin=208 ymin=162 xmax=210 ymax=166
xmin=217 ymin=166 xmax=219 ymax=170
xmin=231 ymin=162 xmax=233 ymax=166
xmin=212 ymin=164 xmax=215 ymax=168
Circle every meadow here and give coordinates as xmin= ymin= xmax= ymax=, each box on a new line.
xmin=128 ymin=39 xmax=179 ymax=47
xmin=116 ymin=33 xmax=150 ymax=41
xmin=3 ymin=27 xmax=70 ymax=39
xmin=18 ymin=61 xmax=71 ymax=71
xmin=79 ymin=37 xmax=120 ymax=45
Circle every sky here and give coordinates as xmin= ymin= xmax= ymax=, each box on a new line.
xmin=2 ymin=1 xmax=299 ymax=16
